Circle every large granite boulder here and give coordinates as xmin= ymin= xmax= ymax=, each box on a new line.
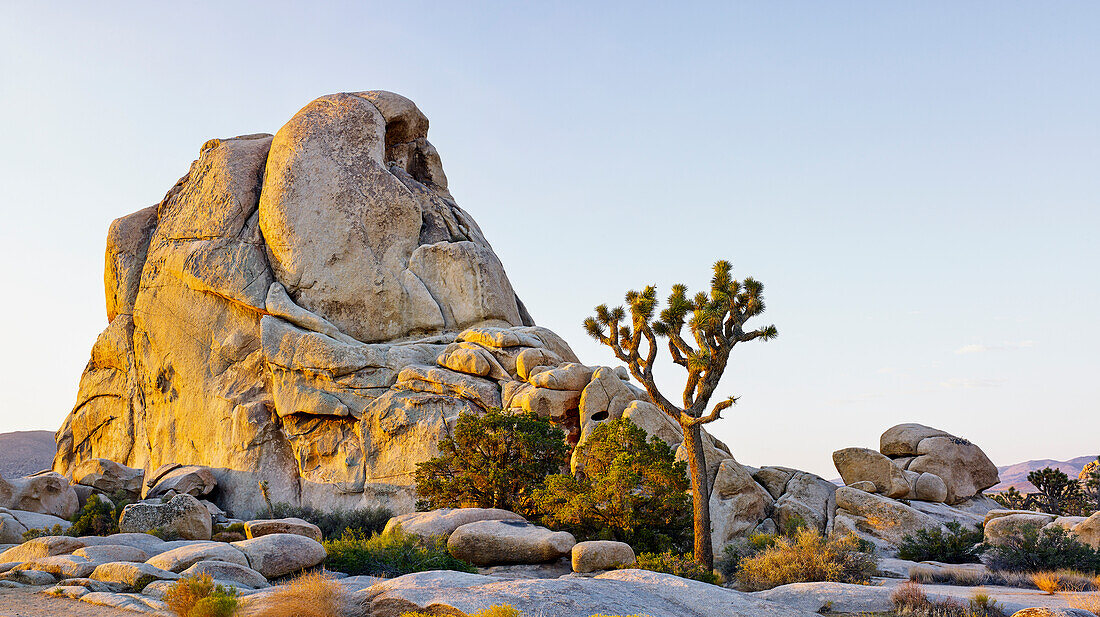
xmin=0 ymin=473 xmax=79 ymax=519
xmin=118 ymin=494 xmax=212 ymax=540
xmin=832 ymin=447 xmax=912 ymax=499
xmin=571 ymin=540 xmax=636 ymax=573
xmin=879 ymin=424 xmax=998 ymax=504
xmin=384 ymin=508 xmax=525 ymax=540
xmin=71 ymin=459 xmax=144 ymax=499
xmin=231 ymin=533 xmax=326 ymax=578
xmin=51 ymin=90 xmax=571 ymax=518
xmin=709 ymin=459 xmax=773 ymax=549
xmin=830 ymin=486 xmax=945 ymax=552
xmin=447 ymin=520 xmax=575 ymax=566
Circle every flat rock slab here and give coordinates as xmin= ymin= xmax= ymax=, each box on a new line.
xmin=359 ymin=569 xmax=820 ymax=617
xmin=145 ymin=541 xmax=249 ymax=572
xmin=244 ymin=517 xmax=322 ymax=543
xmin=181 ymin=560 xmax=268 ymax=589
xmin=81 ymin=591 xmax=169 ymax=615
xmin=90 ymin=562 xmax=179 ymax=591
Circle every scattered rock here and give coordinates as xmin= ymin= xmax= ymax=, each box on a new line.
xmin=447 ymin=520 xmax=575 ymax=566
xmin=913 ymin=472 xmax=949 ymax=503
xmin=45 ymin=584 xmax=90 ymax=598
xmin=73 ymin=544 xmax=149 ymax=563
xmin=119 ymin=494 xmax=212 ymax=540
xmin=774 ymin=471 xmax=837 ymax=534
xmin=753 ymin=581 xmax=894 ymax=614
xmin=384 ymin=508 xmax=525 ymax=540
xmin=833 ymin=447 xmax=912 ymax=499
xmin=16 ymin=554 xmax=99 ymax=578
xmin=71 ymin=459 xmax=145 ymax=499
xmin=90 ymin=561 xmax=179 ymax=591
xmin=244 ymin=517 xmax=323 ymax=543
xmin=831 ymin=486 xmax=943 ymax=551
xmin=145 ymin=541 xmax=250 ymax=572
xmin=231 ymin=533 xmax=326 ymax=578
xmin=907 ymin=435 xmax=999 ymax=505
xmin=571 ymin=541 xmax=636 ymax=573
xmin=180 ymin=560 xmax=268 ymax=588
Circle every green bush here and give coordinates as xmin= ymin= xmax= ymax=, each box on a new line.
xmin=415 ymin=410 xmax=569 ymax=518
xmin=898 ymin=522 xmax=987 ymax=564
xmin=323 ymin=528 xmax=477 ymax=577
xmin=533 ymin=418 xmax=691 ymax=554
xmin=256 ymin=503 xmax=392 ymax=541
xmin=985 ymin=525 xmax=1100 ymax=573
xmin=625 ymin=550 xmax=720 ymax=585
xmin=165 ymin=574 xmax=238 ymax=617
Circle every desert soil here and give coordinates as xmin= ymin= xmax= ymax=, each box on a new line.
xmin=0 ymin=587 xmax=134 ymax=616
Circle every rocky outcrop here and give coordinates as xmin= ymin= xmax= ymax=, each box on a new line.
xmin=0 ymin=472 xmax=79 ymax=519
xmin=118 ymin=494 xmax=212 ymax=540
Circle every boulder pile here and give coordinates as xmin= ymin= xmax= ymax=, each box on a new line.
xmin=829 ymin=423 xmax=1001 ymax=552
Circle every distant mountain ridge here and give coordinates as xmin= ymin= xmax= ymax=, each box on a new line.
xmin=992 ymin=455 xmax=1098 ymax=493
xmin=0 ymin=430 xmax=56 ymax=478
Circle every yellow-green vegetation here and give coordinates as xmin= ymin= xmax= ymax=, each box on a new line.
xmin=889 ymin=581 xmax=1006 ymax=617
xmin=535 ymin=418 xmax=692 ymax=553
xmin=23 ymin=491 xmax=134 ymax=539
xmin=734 ymin=528 xmax=876 ymax=591
xmin=164 ymin=574 xmax=238 ymax=617
xmin=626 ymin=550 xmax=720 ymax=585
xmin=323 ymin=527 xmax=476 ymax=577
xmin=415 ymin=409 xmax=570 ymax=518
xmin=246 ymin=572 xmax=353 ymax=617
xmin=254 ymin=502 xmax=391 ymax=540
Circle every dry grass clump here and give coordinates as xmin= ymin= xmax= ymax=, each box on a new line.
xmin=910 ymin=565 xmax=1100 ymax=592
xmin=1033 ymin=571 xmax=1062 ymax=594
xmin=241 ymin=572 xmax=353 ymax=617
xmin=735 ymin=528 xmax=876 ymax=591
xmin=1064 ymin=591 xmax=1100 ymax=616
xmin=400 ymin=610 xmax=649 ymax=617
xmin=910 ymin=564 xmax=994 ymax=587
xmin=890 ymin=581 xmax=1006 ymax=617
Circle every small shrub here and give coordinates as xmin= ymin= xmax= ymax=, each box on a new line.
xmin=416 ymin=410 xmax=569 ymax=518
xmin=534 ymin=418 xmax=692 ymax=554
xmin=21 ymin=524 xmax=64 ymax=541
xmin=986 ymin=525 xmax=1100 ymax=574
xmin=735 ymin=528 xmax=877 ymax=591
xmin=898 ymin=522 xmax=986 ymax=564
xmin=245 ymin=572 xmax=354 ymax=617
xmin=68 ymin=494 xmax=121 ymax=536
xmin=165 ymin=574 xmax=238 ymax=617
xmin=1033 ymin=571 xmax=1062 ymax=594
xmin=890 ymin=581 xmax=1006 ymax=617
xmin=256 ymin=503 xmax=392 ymax=541
xmin=626 ymin=550 xmax=720 ymax=585
xmin=323 ymin=528 xmax=476 ymax=577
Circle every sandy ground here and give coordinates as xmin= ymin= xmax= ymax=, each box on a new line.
xmin=0 ymin=587 xmax=136 ymax=616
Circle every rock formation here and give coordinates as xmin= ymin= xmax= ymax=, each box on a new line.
xmin=53 ymin=90 xmax=711 ymax=518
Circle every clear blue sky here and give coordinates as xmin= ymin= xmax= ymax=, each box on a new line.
xmin=1 ymin=2 xmax=1096 ymax=479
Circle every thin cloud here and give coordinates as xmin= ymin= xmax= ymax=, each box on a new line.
xmin=941 ymin=377 xmax=1006 ymax=389
xmin=954 ymin=341 xmax=1035 ymax=355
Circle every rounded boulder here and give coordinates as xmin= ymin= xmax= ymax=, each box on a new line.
xmin=571 ymin=541 xmax=636 ymax=573
xmin=447 ymin=520 xmax=575 ymax=566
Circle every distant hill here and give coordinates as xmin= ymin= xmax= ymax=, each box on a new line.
xmin=0 ymin=431 xmax=56 ymax=478
xmin=992 ymin=455 xmax=1098 ymax=493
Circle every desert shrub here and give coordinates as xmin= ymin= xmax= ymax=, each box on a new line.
xmin=21 ymin=523 xmax=65 ymax=541
xmin=165 ymin=574 xmax=238 ymax=617
xmin=256 ymin=502 xmax=392 ymax=541
xmin=415 ymin=410 xmax=569 ymax=518
xmin=68 ymin=493 xmax=125 ymax=536
xmin=890 ymin=581 xmax=1006 ymax=617
xmin=735 ymin=528 xmax=876 ymax=591
xmin=1033 ymin=571 xmax=1062 ymax=594
xmin=246 ymin=571 xmax=355 ymax=617
xmin=715 ymin=530 xmax=784 ymax=581
xmin=909 ymin=565 xmax=1100 ymax=592
xmin=323 ymin=528 xmax=476 ymax=577
xmin=533 ymin=418 xmax=691 ymax=553
xmin=986 ymin=525 xmax=1100 ymax=574
xmin=626 ymin=550 xmax=720 ymax=585
xmin=898 ymin=522 xmax=986 ymax=564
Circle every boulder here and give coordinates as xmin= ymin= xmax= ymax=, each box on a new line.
xmin=71 ymin=459 xmax=144 ymax=499
xmin=446 ymin=520 xmax=575 ymax=566
xmin=180 ymin=560 xmax=268 ymax=588
xmin=0 ymin=568 xmax=58 ymax=585
xmin=774 ymin=471 xmax=837 ymax=534
xmin=384 ymin=508 xmax=525 ymax=540
xmin=90 ymin=561 xmax=179 ymax=591
xmin=578 ymin=367 xmax=637 ymax=426
xmin=1072 ymin=511 xmax=1100 ymax=549
xmin=753 ymin=581 xmax=894 ymax=614
xmin=879 ymin=423 xmax=951 ymax=457
xmin=621 ymin=401 xmax=682 ymax=450
xmin=983 ymin=512 xmax=1055 ymax=546
xmin=709 ymin=460 xmax=774 ymax=548
xmin=515 ymin=348 xmax=563 ymax=380
xmin=848 ymin=480 xmax=878 ymax=493
xmin=119 ymin=494 xmax=212 ymax=540
xmin=913 ymin=472 xmax=949 ymax=503
xmin=73 ymin=545 xmax=149 ymax=563
xmin=145 ymin=542 xmax=250 ymax=572
xmin=753 ymin=467 xmax=796 ymax=500
xmin=571 ymin=540 xmax=636 ymax=573
xmin=15 ymin=554 xmax=99 ymax=579
xmin=907 ymin=435 xmax=999 ymax=504
xmin=76 ymin=533 xmax=168 ymax=556
xmin=830 ymin=486 xmax=943 ymax=551
xmin=0 ymin=536 xmax=85 ymax=563
xmin=231 ymin=533 xmax=326 ymax=578
xmin=1009 ymin=610 xmax=1097 ymax=617
xmin=832 ymin=447 xmax=911 ymax=499
xmin=0 ymin=511 xmax=28 ymax=544
xmin=507 ymin=383 xmax=580 ymax=420
xmin=145 ymin=466 xmax=217 ymax=499
xmin=5 ymin=509 xmax=72 ymax=534
xmin=244 ymin=517 xmax=323 ymax=543
xmin=0 ymin=473 xmax=79 ymax=519
xmin=528 ymin=363 xmax=594 ymax=392
xmin=362 ymin=568 xmax=818 ymax=617
xmin=436 ymin=345 xmax=494 ymax=378
xmin=395 ymin=365 xmax=502 ymax=410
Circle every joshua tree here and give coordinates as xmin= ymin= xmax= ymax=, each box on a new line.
xmin=583 ymin=260 xmax=777 ymax=568
xmin=1080 ymin=457 xmax=1100 ymax=513
xmin=1028 ymin=467 xmax=1084 ymax=515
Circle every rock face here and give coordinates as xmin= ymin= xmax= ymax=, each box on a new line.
xmin=71 ymin=459 xmax=144 ymax=499
xmin=0 ymin=472 xmax=79 ymax=519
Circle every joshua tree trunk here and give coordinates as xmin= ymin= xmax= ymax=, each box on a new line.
xmin=684 ymin=423 xmax=713 ymax=567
